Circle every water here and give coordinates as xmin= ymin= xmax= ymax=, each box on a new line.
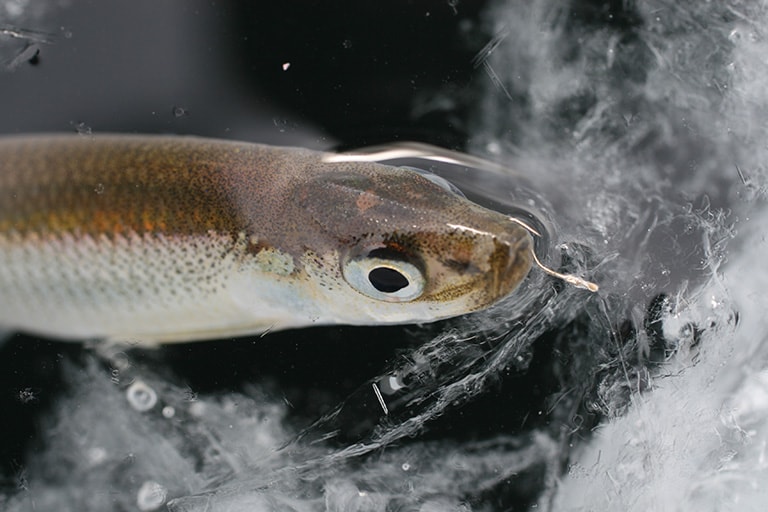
xmin=1 ymin=1 xmax=766 ymax=511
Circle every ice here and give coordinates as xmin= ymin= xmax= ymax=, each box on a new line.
xmin=4 ymin=0 xmax=768 ymax=510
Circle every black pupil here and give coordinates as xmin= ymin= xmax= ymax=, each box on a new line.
xmin=368 ymin=267 xmax=409 ymax=293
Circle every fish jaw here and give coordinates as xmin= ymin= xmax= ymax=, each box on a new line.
xmin=271 ymin=229 xmax=533 ymax=327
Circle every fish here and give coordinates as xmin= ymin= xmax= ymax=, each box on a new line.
xmin=0 ymin=134 xmax=534 ymax=343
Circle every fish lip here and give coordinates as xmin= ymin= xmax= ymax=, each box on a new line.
xmin=489 ymin=229 xmax=534 ymax=300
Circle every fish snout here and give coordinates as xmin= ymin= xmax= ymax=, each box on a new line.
xmin=487 ymin=228 xmax=534 ymax=300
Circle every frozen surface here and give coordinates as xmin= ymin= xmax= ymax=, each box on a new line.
xmin=551 ymin=213 xmax=766 ymax=511
xmin=2 ymin=0 xmax=768 ymax=511
xmin=469 ymin=1 xmax=768 ymax=510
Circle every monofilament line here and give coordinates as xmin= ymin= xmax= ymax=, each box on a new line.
xmin=508 ymin=217 xmax=599 ymax=292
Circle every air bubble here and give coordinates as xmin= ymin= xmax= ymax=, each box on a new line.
xmin=136 ymin=480 xmax=168 ymax=511
xmin=378 ymin=374 xmax=406 ymax=394
xmin=126 ymin=380 xmax=158 ymax=412
xmin=71 ymin=121 xmax=92 ymax=135
xmin=171 ymin=105 xmax=189 ymax=118
xmin=18 ymin=387 xmax=37 ymax=403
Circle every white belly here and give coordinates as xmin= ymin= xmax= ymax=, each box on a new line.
xmin=0 ymin=230 xmax=301 ymax=343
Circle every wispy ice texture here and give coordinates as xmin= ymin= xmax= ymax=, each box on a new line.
xmin=2 ymin=0 xmax=768 ymax=511
xmin=467 ymin=0 xmax=768 ymax=510
xmin=551 ymin=223 xmax=763 ymax=512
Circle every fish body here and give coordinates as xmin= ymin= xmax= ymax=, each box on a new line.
xmin=0 ymin=134 xmax=533 ymax=343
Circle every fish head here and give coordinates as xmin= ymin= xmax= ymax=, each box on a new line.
xmin=293 ymin=162 xmax=534 ymax=325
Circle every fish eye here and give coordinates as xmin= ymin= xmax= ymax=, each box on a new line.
xmin=401 ymin=166 xmax=466 ymax=198
xmin=343 ymin=249 xmax=425 ymax=302
xmin=368 ymin=267 xmax=409 ymax=292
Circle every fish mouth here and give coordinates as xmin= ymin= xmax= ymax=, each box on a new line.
xmin=487 ymin=230 xmax=534 ymax=301
xmin=425 ymin=225 xmax=534 ymax=309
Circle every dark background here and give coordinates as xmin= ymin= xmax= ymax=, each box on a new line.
xmin=0 ymin=2 xmax=643 ymax=508
xmin=0 ymin=0 xmax=502 ymax=486
xmin=0 ymin=1 xmax=491 ymax=147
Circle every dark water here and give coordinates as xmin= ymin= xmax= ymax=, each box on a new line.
xmin=1 ymin=1 xmax=763 ymax=511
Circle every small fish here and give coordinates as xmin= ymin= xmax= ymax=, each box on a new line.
xmin=0 ymin=134 xmax=534 ymax=343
